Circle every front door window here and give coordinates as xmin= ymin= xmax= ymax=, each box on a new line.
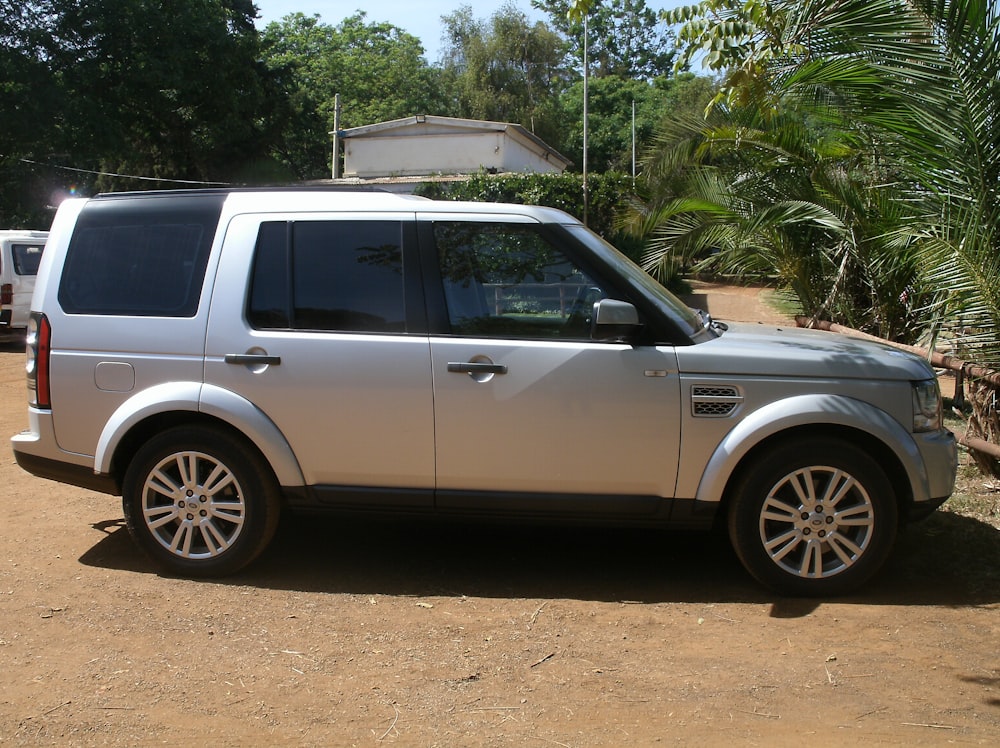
xmin=435 ymin=222 xmax=608 ymax=340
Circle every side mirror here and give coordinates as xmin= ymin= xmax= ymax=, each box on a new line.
xmin=591 ymin=299 xmax=640 ymax=342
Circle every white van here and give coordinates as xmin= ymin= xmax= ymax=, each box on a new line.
xmin=0 ymin=230 xmax=48 ymax=342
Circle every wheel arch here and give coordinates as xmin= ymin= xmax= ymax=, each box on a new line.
xmin=719 ymin=424 xmax=912 ymax=521
xmin=95 ymin=382 xmax=305 ymax=491
xmin=695 ymin=394 xmax=926 ymax=514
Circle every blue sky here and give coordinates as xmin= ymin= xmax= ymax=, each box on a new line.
xmin=253 ymin=1 xmax=683 ymax=64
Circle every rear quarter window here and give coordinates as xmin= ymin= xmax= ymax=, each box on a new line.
xmin=57 ymin=194 xmax=224 ymax=316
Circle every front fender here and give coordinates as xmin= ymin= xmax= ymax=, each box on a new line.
xmin=94 ymin=382 xmax=305 ymax=487
xmin=693 ymin=394 xmax=928 ymax=505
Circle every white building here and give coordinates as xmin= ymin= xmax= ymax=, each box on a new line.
xmin=337 ymin=115 xmax=572 ymax=180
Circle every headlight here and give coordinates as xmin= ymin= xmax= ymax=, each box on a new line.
xmin=912 ymin=379 xmax=942 ymax=432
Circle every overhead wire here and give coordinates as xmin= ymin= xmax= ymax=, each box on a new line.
xmin=16 ymin=157 xmax=230 ymax=186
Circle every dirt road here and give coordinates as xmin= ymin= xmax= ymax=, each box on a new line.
xmin=1 ymin=290 xmax=998 ymax=745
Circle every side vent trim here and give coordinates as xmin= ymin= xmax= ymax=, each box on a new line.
xmin=691 ymin=385 xmax=743 ymax=418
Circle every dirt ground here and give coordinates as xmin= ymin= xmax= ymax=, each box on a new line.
xmin=1 ymin=285 xmax=998 ymax=747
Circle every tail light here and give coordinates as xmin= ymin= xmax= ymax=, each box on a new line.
xmin=26 ymin=312 xmax=51 ymax=409
xmin=1 ymin=283 xmax=11 ymax=305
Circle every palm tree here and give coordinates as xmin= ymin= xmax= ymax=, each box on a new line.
xmin=627 ymin=104 xmax=842 ymax=311
xmin=628 ymin=50 xmax=928 ymax=341
xmin=621 ymin=0 xmax=1000 ymax=359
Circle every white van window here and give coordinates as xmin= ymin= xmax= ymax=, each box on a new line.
xmin=11 ymin=243 xmax=45 ymax=275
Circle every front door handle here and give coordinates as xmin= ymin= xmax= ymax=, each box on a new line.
xmin=447 ymin=362 xmax=507 ymax=375
xmin=225 ymin=353 xmax=281 ymax=365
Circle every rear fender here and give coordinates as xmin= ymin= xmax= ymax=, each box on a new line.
xmin=94 ymin=382 xmax=305 ymax=486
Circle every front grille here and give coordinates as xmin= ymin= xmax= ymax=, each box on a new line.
xmin=691 ymin=385 xmax=743 ymax=418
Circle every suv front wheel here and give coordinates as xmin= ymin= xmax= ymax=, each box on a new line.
xmin=727 ymin=437 xmax=898 ymax=596
xmin=122 ymin=425 xmax=282 ymax=576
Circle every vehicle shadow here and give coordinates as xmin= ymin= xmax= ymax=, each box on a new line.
xmin=79 ymin=509 xmax=1000 ymax=611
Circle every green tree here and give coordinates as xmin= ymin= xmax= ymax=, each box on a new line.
xmin=558 ymin=73 xmax=716 ymax=173
xmin=0 ymin=3 xmax=59 ymax=157
xmin=261 ymin=12 xmax=447 ymax=179
xmin=323 ymin=13 xmax=447 ymax=128
xmin=567 ymin=0 xmax=1000 ymax=355
xmin=534 ymin=0 xmax=678 ymax=81
xmin=1 ymin=0 xmax=282 ymax=223
xmin=46 ymin=0 xmax=279 ymax=187
xmin=258 ymin=14 xmax=333 ymax=179
xmin=631 ymin=98 xmax=924 ymax=340
xmin=0 ymin=1 xmax=67 ymax=225
xmin=653 ymin=0 xmax=1000 ymax=357
xmin=440 ymin=3 xmax=569 ymax=147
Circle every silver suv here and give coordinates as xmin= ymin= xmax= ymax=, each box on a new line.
xmin=11 ymin=189 xmax=957 ymax=595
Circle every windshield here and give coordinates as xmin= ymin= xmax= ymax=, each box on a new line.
xmin=564 ymin=224 xmax=714 ymax=341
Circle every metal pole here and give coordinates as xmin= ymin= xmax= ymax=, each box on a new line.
xmin=632 ymin=99 xmax=636 ymax=183
xmin=331 ymin=93 xmax=342 ymax=180
xmin=582 ymin=17 xmax=589 ymax=227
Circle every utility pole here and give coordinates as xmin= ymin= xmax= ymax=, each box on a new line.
xmin=582 ymin=16 xmax=589 ymax=227
xmin=632 ymin=99 xmax=636 ymax=184
xmin=330 ymin=93 xmax=342 ymax=179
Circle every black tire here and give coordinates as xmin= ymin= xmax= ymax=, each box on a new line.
xmin=122 ymin=425 xmax=282 ymax=577
xmin=727 ymin=437 xmax=898 ymax=596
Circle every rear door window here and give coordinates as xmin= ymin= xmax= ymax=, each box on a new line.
xmin=248 ymin=220 xmax=405 ymax=333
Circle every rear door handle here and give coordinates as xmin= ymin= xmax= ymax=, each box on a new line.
xmin=447 ymin=362 xmax=507 ymax=375
xmin=225 ymin=353 xmax=281 ymax=365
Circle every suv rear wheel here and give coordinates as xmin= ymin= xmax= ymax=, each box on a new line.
xmin=728 ymin=437 xmax=898 ymax=596
xmin=122 ymin=425 xmax=281 ymax=576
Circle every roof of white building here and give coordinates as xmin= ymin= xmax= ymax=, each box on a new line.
xmin=338 ymin=115 xmax=572 ymax=172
